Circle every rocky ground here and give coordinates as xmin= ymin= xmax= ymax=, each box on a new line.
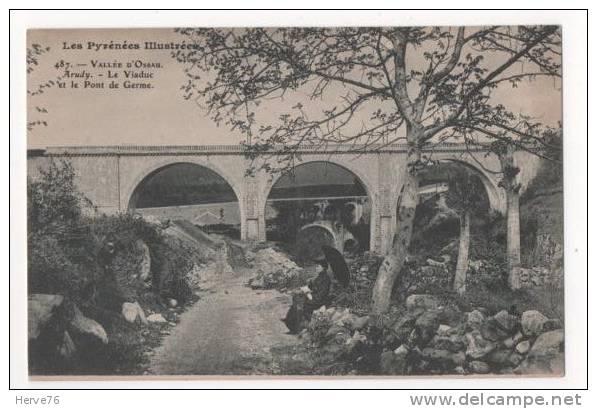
xmin=144 ymin=246 xmax=565 ymax=377
xmin=239 ymin=249 xmax=565 ymax=377
xmin=289 ymin=295 xmax=564 ymax=376
xmin=29 ymin=238 xmax=564 ymax=377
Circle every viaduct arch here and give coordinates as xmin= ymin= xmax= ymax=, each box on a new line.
xmin=27 ymin=143 xmax=535 ymax=255
xmin=122 ymin=158 xmax=244 ymax=212
xmin=261 ymin=159 xmax=375 ymax=249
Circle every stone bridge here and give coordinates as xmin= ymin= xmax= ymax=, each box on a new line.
xmin=27 ymin=143 xmax=539 ymax=254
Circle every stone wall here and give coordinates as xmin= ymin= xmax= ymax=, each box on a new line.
xmin=515 ymin=266 xmax=564 ymax=289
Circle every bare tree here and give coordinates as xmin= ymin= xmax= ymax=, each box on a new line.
xmin=173 ymin=26 xmax=561 ymax=313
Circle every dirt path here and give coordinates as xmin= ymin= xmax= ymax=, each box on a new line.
xmin=148 ymin=267 xmax=299 ymax=375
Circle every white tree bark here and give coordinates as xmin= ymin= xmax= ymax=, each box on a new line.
xmin=453 ymin=211 xmax=470 ymax=295
xmin=372 ymin=162 xmax=419 ymax=313
xmin=506 ymin=188 xmax=522 ymax=289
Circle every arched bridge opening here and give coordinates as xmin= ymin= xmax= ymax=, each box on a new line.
xmin=264 ymin=160 xmax=371 ymax=262
xmin=128 ymin=162 xmax=241 ymax=239
xmin=405 ymin=160 xmax=495 ymax=264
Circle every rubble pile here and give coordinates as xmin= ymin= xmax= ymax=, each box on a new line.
xmin=247 ymin=248 xmax=306 ymax=290
xmin=295 ymin=293 xmax=564 ymax=376
xmin=301 ymin=306 xmax=370 ymax=347
xmin=186 ymin=258 xmax=234 ymax=289
xmin=379 ymin=296 xmax=564 ymax=376
xmin=398 ymin=257 xmax=453 ymax=297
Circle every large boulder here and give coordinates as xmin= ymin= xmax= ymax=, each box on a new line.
xmin=544 ymin=318 xmax=563 ymax=332
xmin=58 ymin=331 xmax=76 ymax=360
xmin=516 ymin=340 xmax=532 ymax=354
xmin=325 ymin=323 xmax=351 ymax=344
xmin=451 ymin=351 xmax=467 ymax=367
xmin=350 ymin=315 xmax=370 ymax=331
xmin=385 ymin=315 xmax=417 ymax=349
xmin=406 ymin=295 xmax=440 ymax=316
xmin=69 ymin=306 xmax=108 ymax=345
xmin=147 ymin=313 xmax=168 ymax=324
xmin=531 ymin=329 xmax=564 ymax=355
xmin=503 ymin=331 xmax=524 ymax=348
xmin=493 ymin=310 xmax=519 ymax=333
xmin=480 ymin=318 xmax=512 ymax=342
xmin=414 ymin=310 xmax=441 ymax=346
xmin=28 ymin=294 xmax=65 ymax=340
xmin=486 ymin=348 xmax=514 ymax=367
xmin=521 ymin=310 xmax=549 ymax=337
xmin=465 ymin=330 xmax=497 ymax=359
xmin=28 ymin=294 xmax=72 ymax=371
xmin=515 ymin=329 xmax=564 ymax=375
xmin=469 ymin=360 xmax=490 ymax=374
xmin=437 ymin=324 xmax=452 ymax=336
xmin=122 ymin=301 xmax=148 ymax=325
xmin=466 ymin=310 xmax=486 ymax=331
xmin=344 ymin=331 xmax=367 ymax=356
xmin=420 ymin=347 xmax=453 ymax=364
xmin=135 ymin=240 xmax=151 ymax=281
xmin=436 ymin=305 xmax=463 ymax=327
xmin=141 ymin=214 xmax=163 ymax=227
xmin=380 ymin=345 xmax=409 ymax=375
xmin=508 ymin=352 xmax=524 ymax=367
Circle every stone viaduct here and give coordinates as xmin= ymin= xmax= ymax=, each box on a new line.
xmin=27 ymin=143 xmax=539 ymax=255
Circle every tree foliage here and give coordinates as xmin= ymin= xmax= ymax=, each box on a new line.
xmin=27 ymin=44 xmax=52 ymax=132
xmin=173 ymin=26 xmax=561 ymax=172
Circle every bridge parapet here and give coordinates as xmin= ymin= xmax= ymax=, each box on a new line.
xmin=41 ymin=142 xmax=494 ymax=156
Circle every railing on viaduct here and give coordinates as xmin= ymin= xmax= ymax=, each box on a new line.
xmin=32 ymin=142 xmax=494 ymax=156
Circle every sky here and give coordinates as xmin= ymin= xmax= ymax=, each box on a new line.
xmin=26 ymin=28 xmax=562 ymax=149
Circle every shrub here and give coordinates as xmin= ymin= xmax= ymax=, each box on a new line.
xmin=86 ymin=214 xmax=163 ymax=303
xmin=28 ymin=159 xmax=199 ymax=308
xmin=28 ymin=232 xmax=99 ymax=301
xmin=28 ymin=159 xmax=100 ymax=301
xmin=27 ymin=159 xmax=92 ymax=232
xmin=399 ymin=264 xmax=453 ymax=298
xmin=150 ymin=236 xmax=196 ymax=303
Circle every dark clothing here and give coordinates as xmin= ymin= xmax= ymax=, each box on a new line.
xmin=308 ymin=270 xmax=331 ymax=308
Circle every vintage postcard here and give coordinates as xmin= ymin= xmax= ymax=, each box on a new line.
xmin=26 ymin=26 xmax=564 ymax=378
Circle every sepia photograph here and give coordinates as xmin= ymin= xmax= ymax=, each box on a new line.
xmin=24 ymin=23 xmax=566 ymax=379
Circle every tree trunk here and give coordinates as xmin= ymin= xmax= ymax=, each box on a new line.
xmin=453 ymin=210 xmax=470 ymax=295
xmin=506 ymin=188 xmax=521 ymax=289
xmin=371 ymin=166 xmax=419 ymax=314
xmin=498 ymin=145 xmax=522 ymax=290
